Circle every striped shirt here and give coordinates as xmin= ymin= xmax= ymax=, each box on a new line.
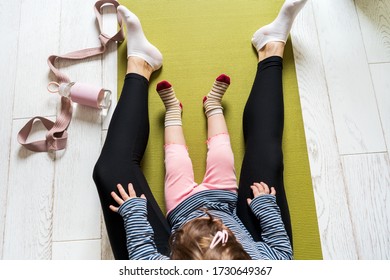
xmin=118 ymin=190 xmax=292 ymax=260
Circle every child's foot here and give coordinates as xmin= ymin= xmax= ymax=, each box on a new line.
xmin=118 ymin=5 xmax=163 ymax=71
xmin=251 ymin=0 xmax=308 ymax=51
xmin=203 ymin=74 xmax=230 ymax=118
xmin=156 ymin=81 xmax=182 ymax=127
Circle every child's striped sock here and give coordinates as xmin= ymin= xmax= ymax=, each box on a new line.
xmin=203 ymin=74 xmax=230 ymax=118
xmin=156 ymin=81 xmax=182 ymax=127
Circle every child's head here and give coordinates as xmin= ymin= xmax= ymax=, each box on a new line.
xmin=169 ymin=211 xmax=251 ymax=260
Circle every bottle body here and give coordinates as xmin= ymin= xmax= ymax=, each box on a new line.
xmin=57 ymin=82 xmax=111 ymax=109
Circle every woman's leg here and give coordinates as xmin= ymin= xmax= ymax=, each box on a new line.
xmin=237 ymin=0 xmax=308 ymax=244
xmin=93 ymin=60 xmax=170 ymax=259
xmin=93 ymin=6 xmax=170 ymax=259
xmin=237 ymin=50 xmax=292 ymax=243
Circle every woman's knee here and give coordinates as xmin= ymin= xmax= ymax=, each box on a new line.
xmin=92 ymin=157 xmax=111 ymax=191
xmin=261 ymin=147 xmax=284 ymax=183
xmin=243 ymin=143 xmax=284 ymax=180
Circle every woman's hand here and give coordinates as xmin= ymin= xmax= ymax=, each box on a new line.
xmin=109 ymin=183 xmax=146 ymax=212
xmin=247 ymin=182 xmax=276 ymax=205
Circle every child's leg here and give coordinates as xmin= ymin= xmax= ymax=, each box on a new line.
xmin=156 ymin=81 xmax=198 ymax=214
xmin=237 ymin=0 xmax=308 ymax=244
xmin=201 ymin=75 xmax=237 ymax=192
xmin=93 ymin=6 xmax=170 ymax=259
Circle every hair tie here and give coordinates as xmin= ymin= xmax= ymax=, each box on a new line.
xmin=209 ymin=230 xmax=228 ymax=249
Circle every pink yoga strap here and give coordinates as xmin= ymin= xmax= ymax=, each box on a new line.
xmin=17 ymin=0 xmax=125 ymax=152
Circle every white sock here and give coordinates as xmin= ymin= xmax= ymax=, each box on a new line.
xmin=117 ymin=5 xmax=163 ymax=71
xmin=252 ymin=0 xmax=308 ymax=51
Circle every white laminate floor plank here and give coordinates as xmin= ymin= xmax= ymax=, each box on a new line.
xmin=341 ymin=153 xmax=390 ymax=259
xmin=2 ymin=0 xmax=61 ymax=260
xmin=312 ymin=0 xmax=386 ymax=155
xmin=51 ymin=105 xmax=102 ymax=242
xmin=52 ymin=0 xmax=104 ymax=243
xmin=355 ymin=0 xmax=390 ymax=63
xmin=52 ymin=240 xmax=101 ymax=260
xmin=101 ymin=213 xmax=114 ymax=260
xmin=12 ymin=0 xmax=61 ymax=118
xmin=370 ymin=63 xmax=390 ymax=157
xmin=3 ymin=119 xmax=56 ymax=259
xmin=0 ymin=0 xmax=21 ymax=259
xmin=291 ymin=1 xmax=358 ymax=260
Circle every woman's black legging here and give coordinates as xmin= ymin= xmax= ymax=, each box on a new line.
xmin=237 ymin=56 xmax=293 ymax=244
xmin=93 ymin=74 xmax=171 ymax=259
xmin=93 ymin=56 xmax=292 ymax=259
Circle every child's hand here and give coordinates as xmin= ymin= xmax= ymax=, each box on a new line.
xmin=247 ymin=182 xmax=276 ymax=205
xmin=109 ymin=183 xmax=146 ymax=212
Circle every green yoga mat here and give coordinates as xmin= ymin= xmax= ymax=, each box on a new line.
xmin=117 ymin=0 xmax=322 ymax=260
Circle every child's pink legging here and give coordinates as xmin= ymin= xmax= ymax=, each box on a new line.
xmin=164 ymin=133 xmax=238 ymax=214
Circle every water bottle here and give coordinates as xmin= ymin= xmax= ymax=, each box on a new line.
xmin=48 ymin=81 xmax=111 ymax=109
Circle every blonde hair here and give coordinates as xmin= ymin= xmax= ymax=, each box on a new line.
xmin=169 ymin=211 xmax=251 ymax=260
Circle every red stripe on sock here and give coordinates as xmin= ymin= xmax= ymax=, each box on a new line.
xmin=156 ymin=80 xmax=172 ymax=91
xmin=216 ymin=74 xmax=230 ymax=85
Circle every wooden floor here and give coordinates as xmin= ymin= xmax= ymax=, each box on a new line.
xmin=1 ymin=0 xmax=389 ymax=260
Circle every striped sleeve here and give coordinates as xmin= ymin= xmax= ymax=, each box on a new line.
xmin=118 ymin=198 xmax=169 ymax=260
xmin=249 ymin=195 xmax=293 ymax=260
